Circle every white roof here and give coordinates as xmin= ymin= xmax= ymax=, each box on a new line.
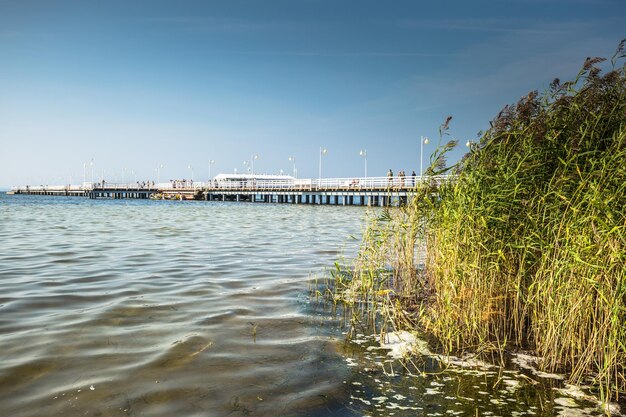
xmin=214 ymin=173 xmax=295 ymax=180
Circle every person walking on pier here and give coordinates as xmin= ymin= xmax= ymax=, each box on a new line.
xmin=387 ymin=169 xmax=393 ymax=187
xmin=411 ymin=170 xmax=417 ymax=186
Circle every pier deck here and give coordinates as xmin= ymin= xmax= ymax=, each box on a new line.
xmin=9 ymin=175 xmax=449 ymax=207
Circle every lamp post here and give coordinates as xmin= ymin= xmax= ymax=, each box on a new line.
xmin=319 ymin=147 xmax=327 ymax=180
xmin=359 ymin=149 xmax=367 ymax=177
xmin=288 ymin=156 xmax=297 ymax=178
xmin=208 ymin=159 xmax=215 ymax=181
xmin=131 ymin=169 xmax=136 ymax=183
xmin=420 ymin=136 xmax=430 ymax=175
xmin=188 ymin=164 xmax=194 ymax=184
xmin=90 ymin=158 xmax=94 ymax=183
xmin=251 ymin=154 xmax=259 ymax=175
xmin=155 ymin=164 xmax=164 ymax=184
xmin=83 ymin=162 xmax=87 ymax=184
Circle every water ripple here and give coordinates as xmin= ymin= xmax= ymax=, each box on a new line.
xmin=0 ymin=195 xmax=362 ymax=417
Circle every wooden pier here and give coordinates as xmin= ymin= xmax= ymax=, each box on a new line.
xmin=9 ymin=175 xmax=448 ymax=207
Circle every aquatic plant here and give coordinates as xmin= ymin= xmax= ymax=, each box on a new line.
xmin=327 ymin=41 xmax=626 ymax=406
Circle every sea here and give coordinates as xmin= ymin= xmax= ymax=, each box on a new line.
xmin=0 ymin=193 xmax=616 ymax=417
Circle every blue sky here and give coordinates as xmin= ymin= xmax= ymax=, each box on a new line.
xmin=0 ymin=0 xmax=624 ymax=187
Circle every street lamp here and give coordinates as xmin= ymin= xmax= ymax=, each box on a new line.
xmin=208 ymin=159 xmax=215 ymax=181
xmin=359 ymin=149 xmax=367 ymax=177
xmin=90 ymin=158 xmax=94 ymax=183
xmin=83 ymin=162 xmax=87 ymax=184
xmin=155 ymin=164 xmax=164 ymax=184
xmin=131 ymin=169 xmax=136 ymax=183
xmin=420 ymin=136 xmax=430 ymax=175
xmin=466 ymin=140 xmax=472 ymax=148
xmin=288 ymin=156 xmax=297 ymax=178
xmin=319 ymin=147 xmax=327 ymax=180
xmin=188 ymin=164 xmax=194 ymax=183
xmin=251 ymin=154 xmax=259 ymax=175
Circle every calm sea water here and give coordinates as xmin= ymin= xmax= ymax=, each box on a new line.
xmin=0 ymin=194 xmax=615 ymax=417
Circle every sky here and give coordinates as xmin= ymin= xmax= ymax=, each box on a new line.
xmin=0 ymin=0 xmax=624 ymax=187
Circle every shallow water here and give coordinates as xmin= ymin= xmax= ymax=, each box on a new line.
xmin=0 ymin=194 xmax=619 ymax=417
xmin=1 ymin=194 xmax=365 ymax=417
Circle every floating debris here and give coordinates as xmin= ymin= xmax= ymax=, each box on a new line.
xmin=443 ymin=354 xmax=497 ymax=370
xmin=554 ymin=397 xmax=579 ymax=407
xmin=345 ymin=357 xmax=358 ymax=367
xmin=511 ymin=353 xmax=565 ymax=380
xmin=338 ymin=326 xmax=623 ymax=417
xmin=555 ymin=383 xmax=624 ymax=416
xmin=379 ymin=331 xmax=431 ymax=359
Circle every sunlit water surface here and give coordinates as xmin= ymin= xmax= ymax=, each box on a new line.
xmin=0 ymin=194 xmax=617 ymax=417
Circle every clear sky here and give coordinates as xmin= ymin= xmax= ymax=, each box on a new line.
xmin=0 ymin=0 xmax=624 ymax=187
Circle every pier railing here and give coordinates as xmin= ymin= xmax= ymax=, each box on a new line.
xmin=203 ymin=175 xmax=449 ymax=191
xmin=11 ymin=184 xmax=89 ymax=192
xmin=11 ymin=175 xmax=451 ymax=193
xmin=91 ymin=183 xmax=157 ymax=190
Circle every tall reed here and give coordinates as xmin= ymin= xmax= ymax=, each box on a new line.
xmin=329 ymin=42 xmax=626 ymax=405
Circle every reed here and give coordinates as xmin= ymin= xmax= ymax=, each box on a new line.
xmin=327 ymin=42 xmax=626 ymax=405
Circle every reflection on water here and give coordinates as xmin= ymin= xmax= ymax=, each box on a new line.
xmin=0 ymin=194 xmax=620 ymax=417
